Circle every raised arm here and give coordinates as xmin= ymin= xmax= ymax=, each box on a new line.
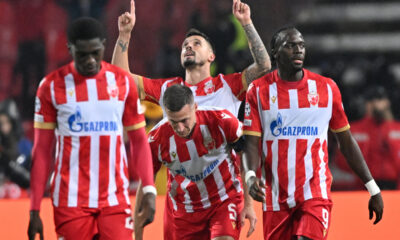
xmin=335 ymin=129 xmax=383 ymax=224
xmin=233 ymin=0 xmax=271 ymax=85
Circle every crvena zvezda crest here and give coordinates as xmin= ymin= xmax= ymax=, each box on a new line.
xmin=308 ymin=92 xmax=319 ymax=105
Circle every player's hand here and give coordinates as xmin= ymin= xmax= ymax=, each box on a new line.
xmin=240 ymin=200 xmax=257 ymax=237
xmin=368 ymin=192 xmax=383 ymax=224
xmin=27 ymin=210 xmax=44 ymax=240
xmin=247 ymin=176 xmax=266 ymax=202
xmin=118 ymin=0 xmax=136 ymax=36
xmin=137 ymin=192 xmax=156 ymax=227
xmin=232 ymin=0 xmax=252 ymax=26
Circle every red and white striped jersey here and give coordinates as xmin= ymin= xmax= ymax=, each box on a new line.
xmin=34 ymin=61 xmax=145 ymax=208
xmin=243 ymin=69 xmax=349 ymax=211
xmin=138 ymin=73 xmax=246 ymax=116
xmin=149 ymin=107 xmax=243 ymax=213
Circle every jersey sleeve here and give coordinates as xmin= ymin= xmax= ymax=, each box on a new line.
xmin=123 ymin=75 xmax=146 ymax=131
xmin=138 ymin=75 xmax=177 ymax=104
xmin=34 ymin=78 xmax=57 ymax=130
xmin=243 ymin=83 xmax=262 ymax=137
xmin=221 ymin=73 xmax=247 ymax=101
xmin=148 ymin=131 xmax=162 ymax=174
xmin=217 ymin=109 xmax=243 ymax=143
xmin=328 ymin=80 xmax=350 ymax=132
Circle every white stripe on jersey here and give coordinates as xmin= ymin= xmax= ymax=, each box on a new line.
xmin=68 ymin=136 xmax=80 ymax=207
xmin=303 ymin=139 xmax=314 ymax=201
xmin=318 ymin=139 xmax=328 ymax=199
xmin=89 ymin=136 xmax=99 ymax=208
xmin=287 ymin=138 xmax=296 ymax=208
xmin=120 ymin=142 xmax=131 ymax=205
xmin=307 ymin=79 xmax=318 ymax=108
xmin=50 ymin=81 xmax=57 ymax=108
xmin=86 ymin=79 xmax=98 ymax=101
xmin=53 ymin=137 xmax=64 ymax=207
xmin=213 ymin=167 xmax=228 ymax=202
xmin=108 ymin=135 xmax=118 ymax=206
xmin=106 ymin=71 xmax=116 ymax=87
xmin=196 ymin=180 xmax=211 ymax=209
xmin=181 ymin=178 xmax=193 ymax=213
xmin=269 ymin=82 xmax=278 ymax=111
xmin=169 ymin=136 xmax=179 ymax=162
xmin=288 ymin=89 xmax=299 ymax=109
xmin=65 ymin=73 xmax=76 ymax=103
xmin=271 ymin=140 xmax=280 ymax=211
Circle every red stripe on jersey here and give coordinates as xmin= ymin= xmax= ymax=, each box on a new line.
xmin=219 ymin=160 xmax=236 ymax=200
xmin=316 ymin=80 xmax=328 ymax=108
xmin=176 ymin=138 xmax=191 ymax=163
xmin=259 ymin=86 xmax=270 ymax=111
xmin=115 ymin=136 xmax=125 ymax=205
xmin=118 ymin=76 xmax=127 ymax=101
xmin=311 ymin=138 xmax=322 ymax=199
xmin=277 ymin=140 xmax=289 ymax=205
xmin=264 ymin=141 xmax=273 ymax=208
xmin=173 ymin=175 xmax=187 ymax=212
xmin=298 ymin=85 xmax=311 ymax=108
xmin=322 ymin=140 xmax=332 ymax=198
xmin=186 ymin=181 xmax=202 ymax=209
xmin=78 ymin=136 xmax=90 ymax=206
xmin=96 ymin=75 xmax=110 ymax=100
xmin=54 ymin=78 xmax=67 ymax=105
xmin=295 ymin=139 xmax=307 ymax=203
xmin=75 ymin=79 xmax=89 ymax=102
xmin=192 ymin=129 xmax=208 ymax=157
xmin=59 ymin=136 xmax=71 ymax=206
xmin=277 ymin=87 xmax=290 ymax=109
xmin=204 ymin=172 xmax=221 ymax=205
xmin=98 ymin=136 xmax=110 ymax=204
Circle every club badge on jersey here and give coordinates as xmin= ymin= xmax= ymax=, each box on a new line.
xmin=204 ymin=80 xmax=215 ymax=95
xmin=308 ymin=92 xmax=319 ymax=106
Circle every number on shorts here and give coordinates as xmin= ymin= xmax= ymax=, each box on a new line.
xmin=322 ymin=208 xmax=329 ymax=229
xmin=228 ymin=203 xmax=237 ymax=221
xmin=125 ymin=208 xmax=133 ymax=230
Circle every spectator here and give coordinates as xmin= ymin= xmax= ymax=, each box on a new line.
xmin=333 ymin=86 xmax=400 ymax=190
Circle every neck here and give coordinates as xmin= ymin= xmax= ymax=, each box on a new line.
xmin=185 ymin=65 xmax=211 ymax=85
xmin=277 ymin=67 xmax=303 ymax=82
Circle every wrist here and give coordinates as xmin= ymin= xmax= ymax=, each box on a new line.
xmin=142 ymin=185 xmax=157 ymax=196
xmin=30 ymin=210 xmax=40 ymax=217
xmin=365 ymin=179 xmax=380 ymax=196
xmin=245 ymin=170 xmax=256 ymax=187
xmin=118 ymin=32 xmax=131 ymax=41
xmin=241 ymin=20 xmax=253 ymax=27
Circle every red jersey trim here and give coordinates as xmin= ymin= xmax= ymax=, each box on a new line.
xmin=34 ymin=122 xmax=56 ymax=129
xmin=125 ymin=121 xmax=146 ymax=131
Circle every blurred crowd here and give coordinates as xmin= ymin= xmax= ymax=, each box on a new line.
xmin=0 ymin=0 xmax=399 ymax=198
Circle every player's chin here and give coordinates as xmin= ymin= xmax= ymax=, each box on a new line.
xmin=183 ymin=59 xmax=196 ymax=68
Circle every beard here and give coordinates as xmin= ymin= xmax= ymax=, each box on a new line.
xmin=183 ymin=58 xmax=196 ymax=68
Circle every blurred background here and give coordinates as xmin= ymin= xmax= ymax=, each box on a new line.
xmin=0 ymin=0 xmax=399 ymax=199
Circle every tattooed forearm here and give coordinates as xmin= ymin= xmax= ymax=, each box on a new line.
xmin=243 ymin=24 xmax=271 ymax=84
xmin=118 ymin=40 xmax=129 ymax=53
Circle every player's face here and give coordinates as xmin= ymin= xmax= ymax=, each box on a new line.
xmin=166 ymin=103 xmax=197 ymax=138
xmin=69 ymin=38 xmax=105 ymax=76
xmin=181 ymin=36 xmax=215 ymax=69
xmin=275 ymin=29 xmax=305 ymax=71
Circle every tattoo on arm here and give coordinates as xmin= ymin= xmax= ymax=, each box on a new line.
xmin=118 ymin=40 xmax=129 ymax=53
xmin=243 ymin=24 xmax=270 ymax=84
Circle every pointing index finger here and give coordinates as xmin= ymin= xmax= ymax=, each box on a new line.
xmin=130 ymin=0 xmax=135 ymax=15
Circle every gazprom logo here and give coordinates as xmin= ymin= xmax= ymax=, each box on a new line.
xmin=270 ymin=113 xmax=283 ymax=137
xmin=68 ymin=106 xmax=118 ymax=132
xmin=270 ymin=112 xmax=318 ymax=137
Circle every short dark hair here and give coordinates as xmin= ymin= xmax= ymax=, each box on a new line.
xmin=185 ymin=28 xmax=215 ymax=54
xmin=365 ymin=85 xmax=388 ymax=101
xmin=163 ymin=84 xmax=194 ymax=112
xmin=270 ymin=26 xmax=298 ymax=62
xmin=67 ymin=17 xmax=105 ymax=45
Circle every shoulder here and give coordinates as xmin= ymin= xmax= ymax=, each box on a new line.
xmin=197 ymin=106 xmax=236 ymax=121
xmin=148 ymin=118 xmax=170 ymax=142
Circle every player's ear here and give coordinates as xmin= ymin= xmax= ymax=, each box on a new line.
xmin=208 ymin=51 xmax=216 ymax=62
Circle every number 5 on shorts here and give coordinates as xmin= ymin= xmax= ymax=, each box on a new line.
xmin=228 ymin=203 xmax=237 ymax=221
xmin=321 ymin=208 xmax=329 ymax=229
